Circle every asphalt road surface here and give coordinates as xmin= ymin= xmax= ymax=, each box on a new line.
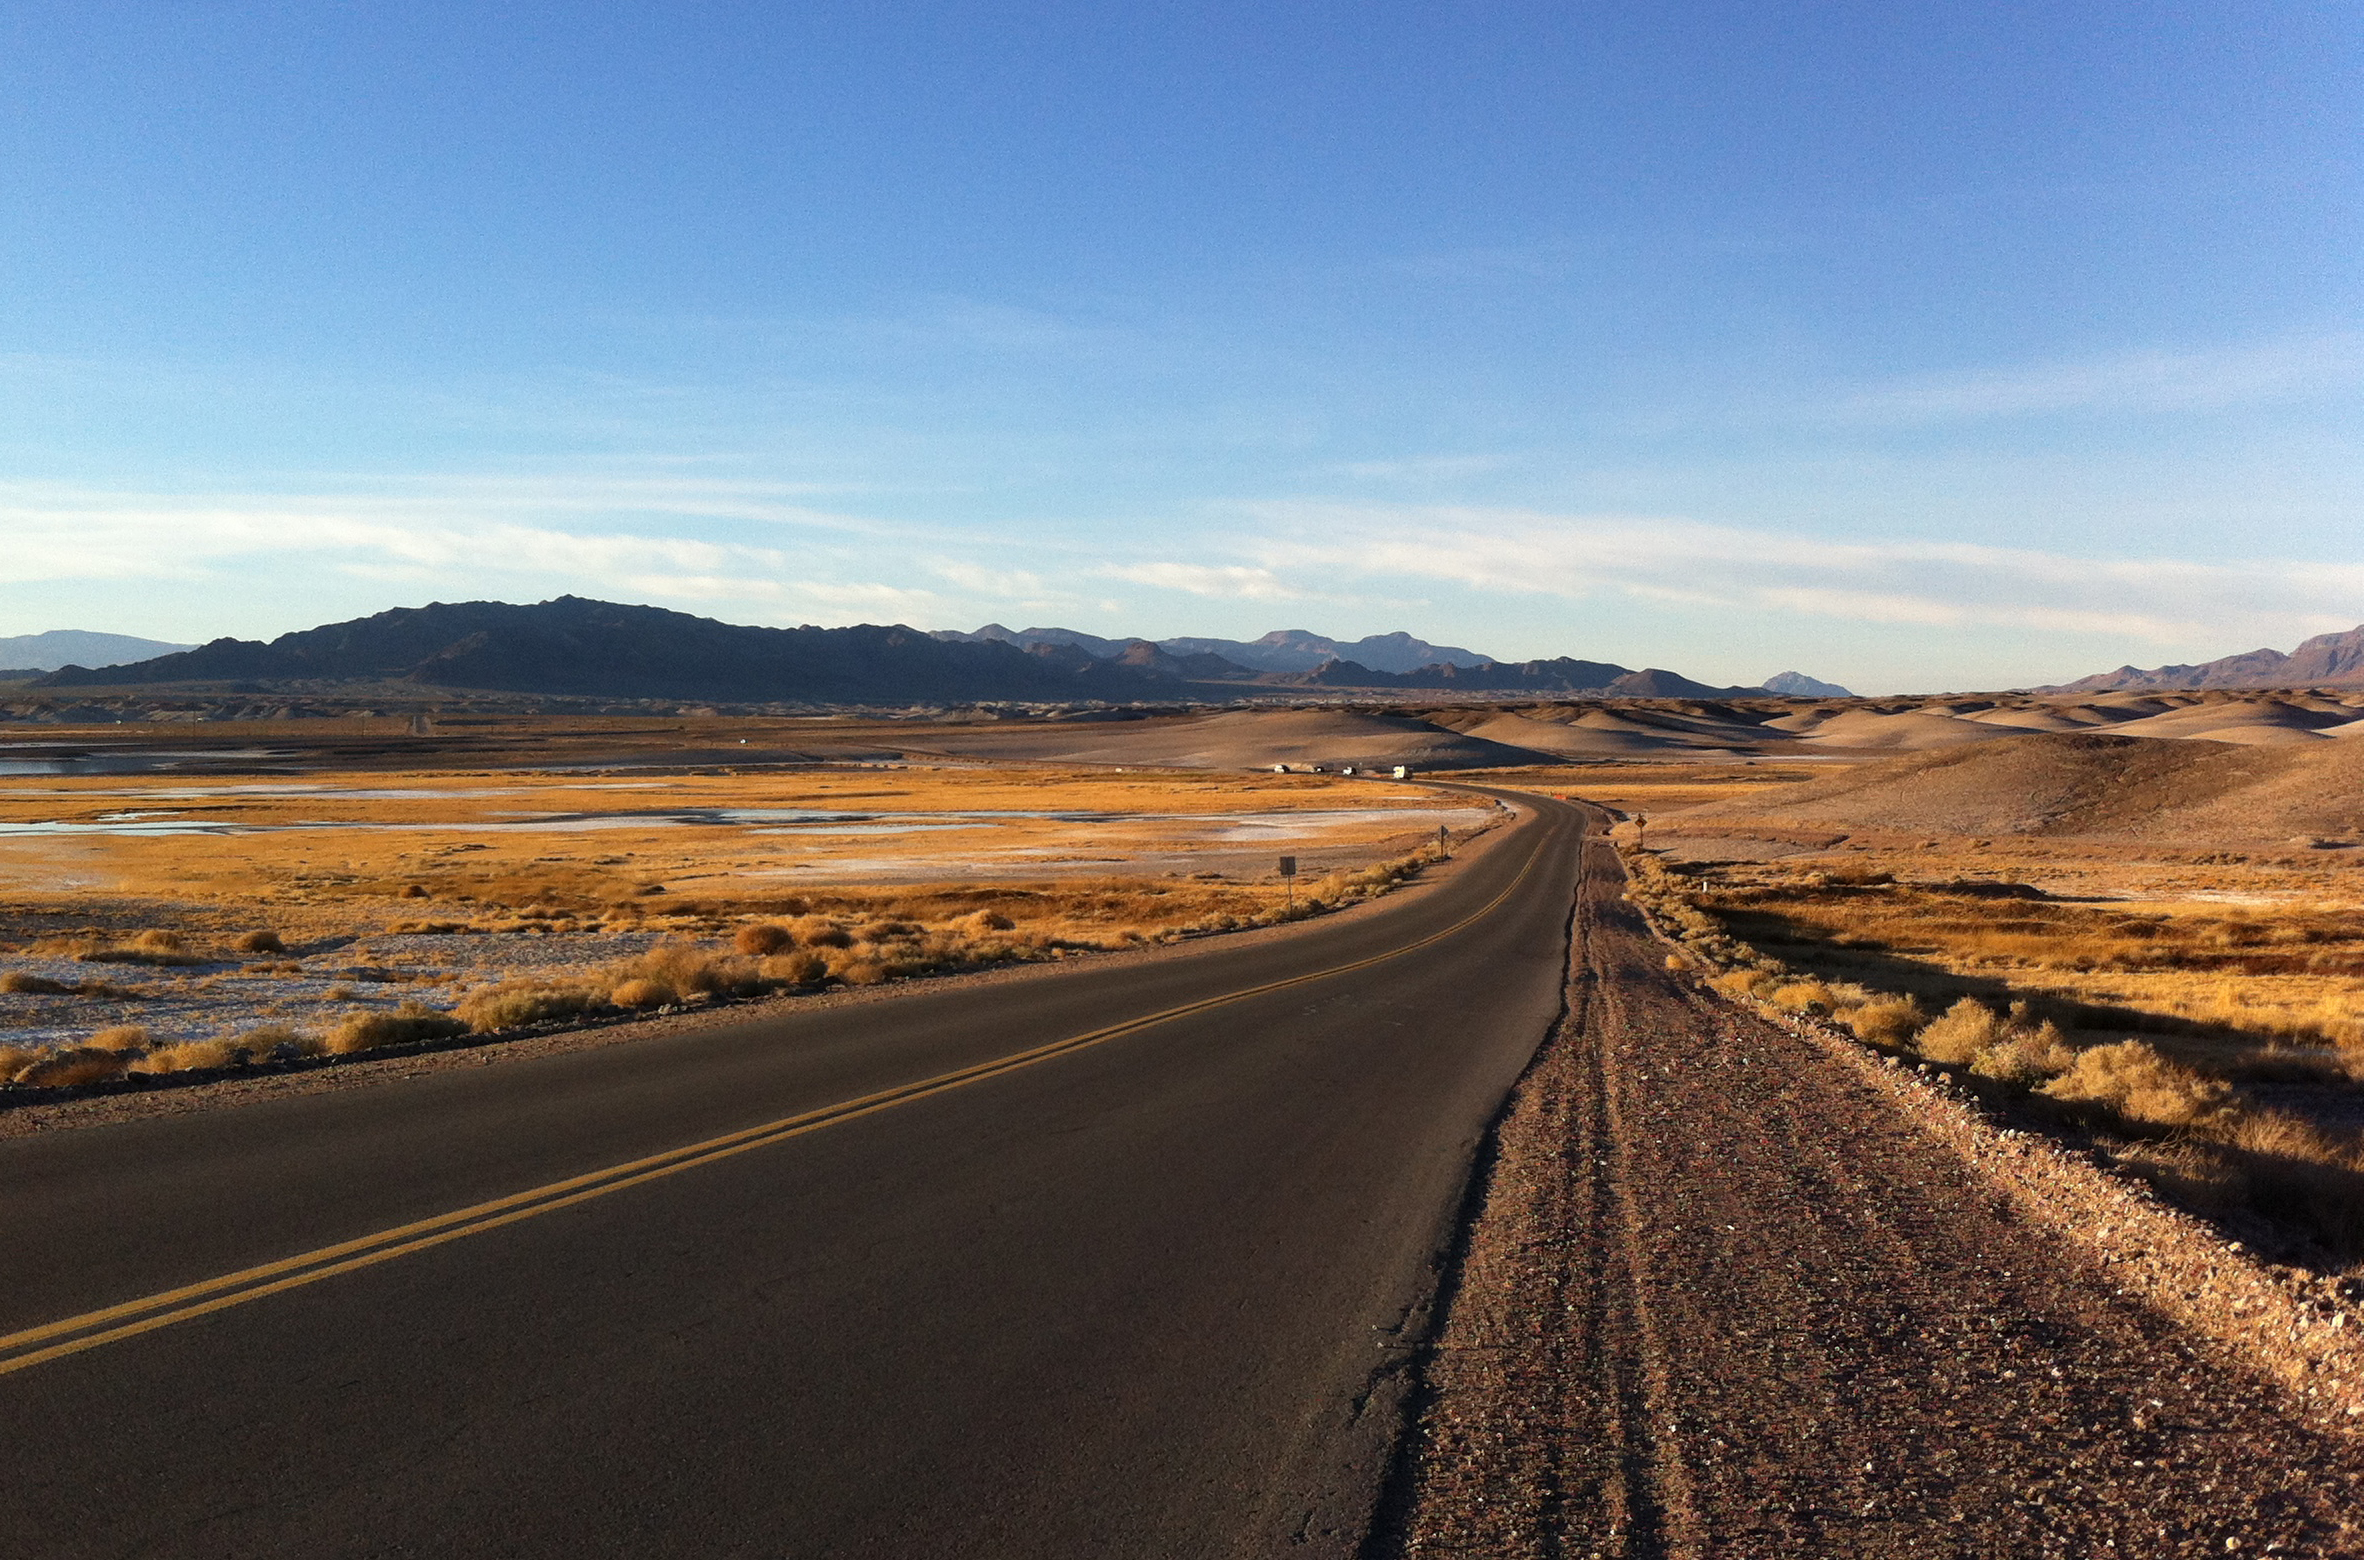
xmin=0 ymin=789 xmax=1583 ymax=1558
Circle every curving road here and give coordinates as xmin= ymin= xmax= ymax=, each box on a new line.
xmin=0 ymin=789 xmax=1586 ymax=1558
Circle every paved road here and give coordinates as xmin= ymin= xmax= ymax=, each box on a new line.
xmin=0 ymin=790 xmax=1584 ymax=1558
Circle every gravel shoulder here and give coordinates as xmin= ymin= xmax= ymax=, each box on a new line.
xmin=1381 ymin=824 xmax=2364 ymax=1557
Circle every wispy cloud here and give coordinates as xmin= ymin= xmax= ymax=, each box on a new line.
xmin=1331 ymin=454 xmax=1514 ymax=482
xmin=0 ymin=480 xmax=941 ymax=624
xmin=1831 ymin=333 xmax=2364 ymax=425
xmin=1097 ymin=562 xmax=1310 ymax=602
xmin=1238 ymin=501 xmax=2364 ymax=648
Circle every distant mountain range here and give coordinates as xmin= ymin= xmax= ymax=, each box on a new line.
xmin=2050 ymin=624 xmax=2364 ymax=693
xmin=24 ymin=598 xmax=1826 ymax=705
xmin=931 ymin=624 xmax=1495 ymax=674
xmin=1762 ymin=670 xmax=1853 ymax=697
xmin=29 ymin=599 xmax=1161 ymax=705
xmin=0 ymin=629 xmax=194 ymax=673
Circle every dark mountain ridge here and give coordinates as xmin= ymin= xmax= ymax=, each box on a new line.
xmin=933 ymin=624 xmax=1494 ymax=674
xmin=33 ymin=597 xmax=1770 ymax=706
xmin=2051 ymin=624 xmax=2364 ymax=693
xmin=32 ymin=598 xmax=1180 ymax=705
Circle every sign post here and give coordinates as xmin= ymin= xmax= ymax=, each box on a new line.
xmin=1437 ymin=824 xmax=1450 ymax=858
xmin=1278 ymin=855 xmax=1297 ymax=914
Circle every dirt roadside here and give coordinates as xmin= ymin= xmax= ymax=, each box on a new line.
xmin=1377 ymin=828 xmax=2364 ymax=1557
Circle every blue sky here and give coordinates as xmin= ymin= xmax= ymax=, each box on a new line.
xmin=1 ymin=1 xmax=2356 ymax=691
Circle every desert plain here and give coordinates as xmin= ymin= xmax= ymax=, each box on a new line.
xmin=8 ymin=688 xmax=2364 ymax=1270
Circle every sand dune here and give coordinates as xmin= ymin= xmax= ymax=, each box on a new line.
xmin=1767 ymin=708 xmax=2011 ymax=751
xmin=1675 ymin=731 xmax=2364 ymax=844
xmin=1443 ymin=711 xmax=1705 ymax=759
xmin=2100 ymin=699 xmax=2359 ymax=746
xmin=1957 ymin=707 xmax=2113 ymax=732
xmin=915 ymin=708 xmax=1546 ymax=771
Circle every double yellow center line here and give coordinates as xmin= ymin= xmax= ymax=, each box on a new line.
xmin=0 ymin=813 xmax=1551 ymax=1379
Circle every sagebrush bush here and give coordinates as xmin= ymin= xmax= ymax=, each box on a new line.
xmin=608 ymin=941 xmax=764 ymax=999
xmin=132 ymin=1037 xmax=243 ymax=1074
xmin=610 ymin=977 xmax=675 ymax=1009
xmin=1768 ymin=979 xmax=1837 ymax=1014
xmin=15 ymin=1047 xmax=129 ymax=1087
xmin=454 ymin=981 xmax=606 ymax=1033
xmin=326 ymin=1002 xmax=467 ymax=1055
xmin=1845 ymin=996 xmax=1926 ymax=1048
xmin=1969 ymin=1019 xmax=2077 ymax=1085
xmin=2042 ymin=1040 xmax=2232 ymax=1129
xmin=734 ymin=923 xmax=794 ymax=956
xmin=236 ymin=1025 xmax=317 ymax=1059
xmin=1709 ymin=969 xmax=1776 ymax=1002
xmin=1915 ymin=998 xmax=2007 ymax=1066
xmin=793 ymin=918 xmax=854 ymax=949
xmin=760 ymin=950 xmax=830 ymax=985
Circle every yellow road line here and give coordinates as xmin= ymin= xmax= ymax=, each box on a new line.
xmin=0 ymin=804 xmax=1558 ymax=1379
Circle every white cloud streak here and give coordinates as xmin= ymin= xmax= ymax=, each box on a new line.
xmin=1097 ymin=562 xmax=1309 ymax=602
xmin=0 ymin=481 xmax=940 ymax=624
xmin=1241 ymin=502 xmax=2364 ymax=647
xmin=1833 ymin=334 xmax=2364 ymax=424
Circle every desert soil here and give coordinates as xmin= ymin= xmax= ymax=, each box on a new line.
xmin=1383 ymin=829 xmax=2364 ymax=1556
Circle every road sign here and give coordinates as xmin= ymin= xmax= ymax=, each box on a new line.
xmin=1277 ymin=856 xmax=1297 ymax=878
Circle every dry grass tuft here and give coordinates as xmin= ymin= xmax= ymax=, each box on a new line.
xmin=0 ymin=1043 xmax=38 ymax=1081
xmin=232 ymin=929 xmax=286 ymax=954
xmin=84 ymin=1025 xmax=153 ymax=1053
xmin=0 ymin=972 xmax=75 ymax=994
xmin=69 ymin=929 xmax=209 ymax=967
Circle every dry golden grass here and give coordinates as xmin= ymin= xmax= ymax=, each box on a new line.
xmin=0 ymin=763 xmax=1477 ymax=925
xmin=1626 ymin=832 xmax=2364 ymax=1256
xmin=0 ymin=757 xmax=1467 ymax=1093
